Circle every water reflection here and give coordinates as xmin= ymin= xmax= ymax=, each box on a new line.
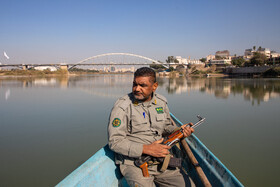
xmin=5 ymin=89 xmax=10 ymax=100
xmin=1 ymin=75 xmax=279 ymax=105
xmin=201 ymin=78 xmax=280 ymax=105
xmin=159 ymin=77 xmax=280 ymax=105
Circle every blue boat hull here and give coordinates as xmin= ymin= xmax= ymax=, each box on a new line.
xmin=56 ymin=114 xmax=243 ymax=187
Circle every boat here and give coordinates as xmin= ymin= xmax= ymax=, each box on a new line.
xmin=56 ymin=113 xmax=243 ymax=187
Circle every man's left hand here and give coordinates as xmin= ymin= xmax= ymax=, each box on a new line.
xmin=181 ymin=123 xmax=194 ymax=138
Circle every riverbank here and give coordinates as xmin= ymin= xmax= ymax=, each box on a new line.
xmin=1 ymin=66 xmax=279 ymax=78
xmin=0 ymin=69 xmax=134 ymax=77
xmin=0 ymin=69 xmax=69 ymax=77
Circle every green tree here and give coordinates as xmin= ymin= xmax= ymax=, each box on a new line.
xmin=250 ymin=52 xmax=267 ymax=66
xmin=169 ymin=67 xmax=174 ymax=71
xmin=150 ymin=63 xmax=165 ymax=70
xmin=253 ymin=46 xmax=256 ymax=51
xmin=200 ymin=58 xmax=206 ymax=63
xmin=231 ymin=58 xmax=246 ymax=67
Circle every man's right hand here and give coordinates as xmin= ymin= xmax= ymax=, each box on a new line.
xmin=142 ymin=138 xmax=171 ymax=157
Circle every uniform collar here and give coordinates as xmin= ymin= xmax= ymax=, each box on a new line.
xmin=131 ymin=92 xmax=157 ymax=107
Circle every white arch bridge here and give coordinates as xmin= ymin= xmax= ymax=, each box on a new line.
xmin=68 ymin=53 xmax=169 ymax=70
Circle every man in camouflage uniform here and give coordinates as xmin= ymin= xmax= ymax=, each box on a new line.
xmin=108 ymin=67 xmax=194 ymax=187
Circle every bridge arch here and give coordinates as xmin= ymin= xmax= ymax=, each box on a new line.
xmin=69 ymin=53 xmax=168 ymax=69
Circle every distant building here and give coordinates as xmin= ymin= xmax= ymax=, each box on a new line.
xmin=258 ymin=48 xmax=271 ymax=58
xmin=175 ymin=56 xmax=203 ymax=65
xmin=244 ymin=49 xmax=256 ymax=57
xmin=119 ymin=67 xmax=135 ymax=72
xmin=209 ymin=59 xmax=231 ymax=65
xmin=244 ymin=47 xmax=272 ymax=58
xmin=103 ymin=66 xmax=135 ymax=72
xmin=34 ymin=66 xmax=57 ymax=71
xmin=175 ymin=56 xmax=187 ymax=64
xmin=271 ymin=51 xmax=280 ymax=58
xmin=187 ymin=59 xmax=203 ymax=65
xmin=215 ymin=50 xmax=230 ymax=59
xmin=206 ymin=55 xmax=215 ymax=62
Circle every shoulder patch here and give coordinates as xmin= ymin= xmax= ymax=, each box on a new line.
xmin=112 ymin=118 xmax=121 ymax=127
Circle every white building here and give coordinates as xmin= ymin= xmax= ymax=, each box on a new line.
xmin=210 ymin=59 xmax=231 ymax=65
xmin=34 ymin=66 xmax=57 ymax=71
xmin=187 ymin=59 xmax=203 ymax=65
xmin=175 ymin=56 xmax=203 ymax=65
xmin=175 ymin=56 xmax=187 ymax=64
xmin=244 ymin=47 xmax=272 ymax=58
xmin=258 ymin=48 xmax=271 ymax=58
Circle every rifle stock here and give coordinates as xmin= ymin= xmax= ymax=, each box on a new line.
xmin=134 ymin=155 xmax=152 ymax=177
xmin=139 ymin=162 xmax=149 ymax=177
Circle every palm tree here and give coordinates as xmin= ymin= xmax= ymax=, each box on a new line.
xmin=166 ymin=56 xmax=175 ymax=64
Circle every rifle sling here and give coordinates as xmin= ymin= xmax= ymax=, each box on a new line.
xmin=145 ymin=155 xmax=182 ymax=171
xmin=160 ymin=154 xmax=171 ymax=172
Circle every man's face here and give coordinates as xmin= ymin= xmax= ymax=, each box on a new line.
xmin=132 ymin=76 xmax=158 ymax=102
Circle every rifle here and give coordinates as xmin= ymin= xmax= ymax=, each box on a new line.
xmin=134 ymin=115 xmax=205 ymax=177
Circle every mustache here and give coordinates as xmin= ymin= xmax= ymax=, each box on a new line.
xmin=133 ymin=91 xmax=142 ymax=94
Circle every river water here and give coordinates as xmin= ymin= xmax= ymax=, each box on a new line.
xmin=0 ymin=74 xmax=279 ymax=187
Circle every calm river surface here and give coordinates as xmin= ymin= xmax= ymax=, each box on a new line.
xmin=0 ymin=74 xmax=280 ymax=187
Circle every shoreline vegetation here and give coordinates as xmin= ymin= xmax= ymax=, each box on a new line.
xmin=0 ymin=65 xmax=280 ymax=78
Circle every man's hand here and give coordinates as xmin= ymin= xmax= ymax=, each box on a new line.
xmin=142 ymin=138 xmax=171 ymax=157
xmin=181 ymin=123 xmax=194 ymax=138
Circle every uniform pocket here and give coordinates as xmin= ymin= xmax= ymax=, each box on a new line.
xmin=156 ymin=114 xmax=165 ymax=121
xmin=131 ymin=117 xmax=149 ymax=134
xmin=154 ymin=114 xmax=168 ymax=134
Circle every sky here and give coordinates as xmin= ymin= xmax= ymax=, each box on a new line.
xmin=0 ymin=0 xmax=280 ymax=64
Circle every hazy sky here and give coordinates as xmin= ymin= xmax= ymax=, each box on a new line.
xmin=1 ymin=0 xmax=280 ymax=64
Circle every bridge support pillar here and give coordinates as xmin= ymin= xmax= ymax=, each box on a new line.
xmin=22 ymin=65 xmax=28 ymax=70
xmin=60 ymin=64 xmax=68 ymax=71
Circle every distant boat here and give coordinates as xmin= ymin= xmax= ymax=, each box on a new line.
xmin=56 ymin=113 xmax=243 ymax=187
